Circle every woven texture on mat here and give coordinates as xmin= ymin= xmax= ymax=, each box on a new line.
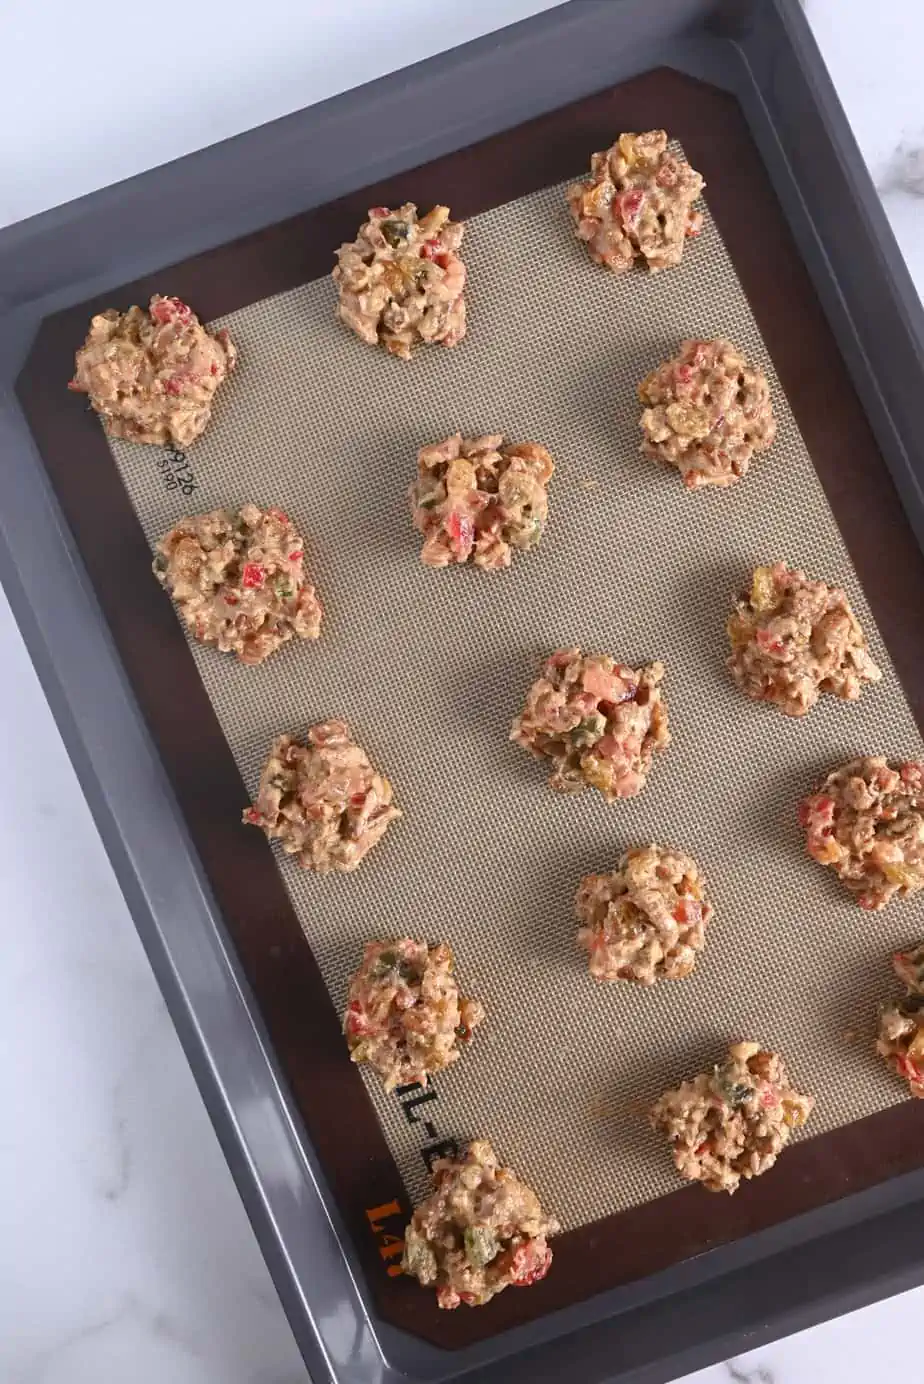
xmin=106 ymin=170 xmax=924 ymax=1232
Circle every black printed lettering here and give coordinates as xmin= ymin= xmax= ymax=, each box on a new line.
xmin=400 ymin=1088 xmax=438 ymax=1123
xmin=422 ymin=1138 xmax=458 ymax=1172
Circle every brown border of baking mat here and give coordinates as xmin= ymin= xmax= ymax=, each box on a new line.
xmin=16 ymin=68 xmax=924 ymax=1349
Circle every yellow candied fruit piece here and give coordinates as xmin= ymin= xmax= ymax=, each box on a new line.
xmin=881 ymin=861 xmax=921 ymax=890
xmin=908 ymin=1029 xmax=924 ymax=1061
xmin=749 ymin=566 xmax=779 ymax=614
xmin=618 ymin=133 xmax=639 ymax=165
xmin=381 ymin=263 xmax=406 ymax=295
xmin=813 ymin=837 xmax=845 ymax=866
xmin=782 ymin=1100 xmax=807 ymax=1128
xmin=726 ymin=613 xmax=753 ymax=651
xmin=583 ymin=182 xmax=612 ymax=218
xmin=665 ymin=402 xmax=712 ymax=439
xmin=417 ymin=205 xmax=450 ymax=237
xmin=445 ymin=457 xmax=477 ymax=498
xmin=580 ymin=757 xmax=613 ymax=794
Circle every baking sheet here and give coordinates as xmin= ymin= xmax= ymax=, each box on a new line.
xmin=104 ymin=166 xmax=924 ymax=1232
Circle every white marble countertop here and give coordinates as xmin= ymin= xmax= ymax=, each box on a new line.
xmin=3 ymin=3 xmax=924 ymax=1381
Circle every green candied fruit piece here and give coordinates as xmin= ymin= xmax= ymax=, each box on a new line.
xmin=464 ymin=1225 xmax=499 ymax=1268
xmin=371 ymin=950 xmax=421 ymax=984
xmin=515 ymin=516 xmax=544 ymax=549
xmin=381 ymin=219 xmax=410 ymax=247
xmin=713 ymin=1066 xmax=752 ymax=1109
xmin=570 ymin=713 xmax=607 ymax=747
xmin=403 ymin=1233 xmax=437 ymax=1280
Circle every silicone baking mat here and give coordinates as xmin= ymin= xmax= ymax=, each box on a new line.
xmin=105 ymin=163 xmax=923 ymax=1229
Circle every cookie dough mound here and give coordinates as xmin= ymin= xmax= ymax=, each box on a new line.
xmin=511 ymin=648 xmax=669 ymax=801
xmin=878 ymin=945 xmax=924 ymax=1099
xmin=153 ymin=503 xmax=322 ymax=666
xmin=244 ymin=720 xmax=400 ymax=873
xmin=69 ymin=295 xmax=236 ymax=447
xmin=576 ymin=845 xmax=713 ymax=985
xmin=638 ymin=338 xmax=775 ymax=489
xmin=728 ymin=562 xmax=881 ymax=717
xmin=567 ymin=130 xmax=704 ymax=274
xmin=402 ymin=1139 xmax=559 ymax=1309
xmin=333 ymin=203 xmax=466 ymax=360
xmin=410 ymin=433 xmax=554 ymax=570
xmin=650 ymin=1041 xmax=814 ymax=1195
xmin=800 ymin=758 xmax=924 ymax=910
xmin=344 ymin=939 xmax=484 ymax=1092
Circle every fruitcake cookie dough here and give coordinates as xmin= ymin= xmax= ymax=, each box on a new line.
xmin=650 ymin=1041 xmax=814 ymax=1194
xmin=511 ymin=649 xmax=670 ymax=801
xmin=800 ymin=758 xmax=924 ymax=910
xmin=576 ymin=845 xmax=712 ymax=985
xmin=878 ymin=944 xmax=924 ymax=1099
xmin=244 ymin=720 xmax=400 ymax=873
xmin=402 ymin=1139 xmax=559 ymax=1309
xmin=638 ymin=338 xmax=776 ymax=489
xmin=567 ymin=130 xmax=704 ymax=274
xmin=728 ymin=562 xmax=881 ymax=717
xmin=153 ymin=504 xmax=322 ymax=666
xmin=410 ymin=433 xmax=555 ymax=570
xmin=69 ymin=295 xmax=236 ymax=447
xmin=344 ymin=939 xmax=484 ymax=1091
xmin=333 ymin=203 xmax=466 ymax=359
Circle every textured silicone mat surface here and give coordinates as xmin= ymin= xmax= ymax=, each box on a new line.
xmin=106 ymin=171 xmax=924 ymax=1231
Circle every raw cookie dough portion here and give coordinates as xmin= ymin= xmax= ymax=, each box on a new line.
xmin=800 ymin=758 xmax=924 ymax=910
xmin=567 ymin=130 xmax=704 ymax=274
xmin=69 ymin=295 xmax=236 ymax=447
xmin=153 ymin=503 xmax=322 ymax=666
xmin=344 ymin=939 xmax=484 ymax=1092
xmin=877 ymin=945 xmax=924 ymax=1099
xmin=244 ymin=720 xmax=400 ymax=873
xmin=402 ymin=1139 xmax=560 ymax=1309
xmin=727 ymin=562 xmax=881 ymax=717
xmin=511 ymin=648 xmax=670 ymax=801
xmin=410 ymin=433 xmax=554 ymax=570
xmin=638 ymin=338 xmax=776 ymax=489
xmin=650 ymin=1041 xmax=814 ymax=1195
xmin=576 ymin=844 xmax=713 ymax=985
xmin=333 ymin=203 xmax=466 ymax=360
